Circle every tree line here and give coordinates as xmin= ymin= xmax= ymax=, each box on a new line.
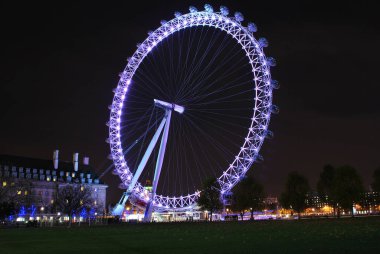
xmin=280 ymin=165 xmax=380 ymax=219
xmin=198 ymin=166 xmax=380 ymax=220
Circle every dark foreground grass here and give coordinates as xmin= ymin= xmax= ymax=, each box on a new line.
xmin=1 ymin=217 xmax=380 ymax=254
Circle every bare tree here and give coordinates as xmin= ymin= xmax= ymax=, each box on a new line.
xmin=55 ymin=184 xmax=94 ymax=224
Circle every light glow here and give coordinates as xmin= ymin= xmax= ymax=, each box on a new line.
xmin=108 ymin=7 xmax=275 ymax=211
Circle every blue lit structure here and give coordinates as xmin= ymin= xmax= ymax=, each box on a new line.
xmin=108 ymin=4 xmax=278 ymax=219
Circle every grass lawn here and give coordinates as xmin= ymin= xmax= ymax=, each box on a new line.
xmin=1 ymin=217 xmax=379 ymax=254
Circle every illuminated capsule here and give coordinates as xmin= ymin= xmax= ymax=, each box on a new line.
xmin=189 ymin=6 xmax=198 ymax=13
xmin=271 ymin=80 xmax=280 ymax=89
xmin=265 ymin=130 xmax=274 ymax=139
xmin=267 ymin=57 xmax=277 ymax=67
xmin=160 ymin=20 xmax=167 ymax=25
xmin=174 ymin=11 xmax=182 ymax=18
xmin=255 ymin=154 xmax=264 ymax=162
xmin=234 ymin=12 xmax=244 ymax=22
xmin=247 ymin=22 xmax=258 ymax=33
xmin=271 ymin=105 xmax=280 ymax=114
xmin=204 ymin=4 xmax=213 ymax=13
xmin=258 ymin=37 xmax=269 ymax=48
xmin=220 ymin=6 xmax=229 ymax=16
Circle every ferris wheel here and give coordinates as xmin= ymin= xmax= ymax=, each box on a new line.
xmin=108 ymin=4 xmax=278 ymax=221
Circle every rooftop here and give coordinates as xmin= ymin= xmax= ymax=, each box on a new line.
xmin=0 ymin=154 xmax=105 ymax=185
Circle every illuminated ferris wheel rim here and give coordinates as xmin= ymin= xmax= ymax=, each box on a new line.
xmin=109 ymin=6 xmax=276 ymax=211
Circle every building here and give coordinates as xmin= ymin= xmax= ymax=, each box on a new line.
xmin=0 ymin=151 xmax=107 ymax=220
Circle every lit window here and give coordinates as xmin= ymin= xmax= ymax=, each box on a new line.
xmin=2 ymin=181 xmax=6 ymax=187
xmin=17 ymin=191 xmax=21 ymax=195
xmin=50 ymin=200 xmax=54 ymax=204
xmin=81 ymin=186 xmax=84 ymax=191
xmin=24 ymin=191 xmax=28 ymax=195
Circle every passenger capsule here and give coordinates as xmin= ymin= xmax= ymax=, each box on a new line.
xmin=271 ymin=80 xmax=280 ymax=89
xmin=267 ymin=57 xmax=277 ymax=67
xmin=204 ymin=4 xmax=213 ymax=13
xmin=271 ymin=105 xmax=280 ymax=114
xmin=189 ymin=6 xmax=198 ymax=13
xmin=174 ymin=11 xmax=182 ymax=18
xmin=247 ymin=22 xmax=258 ymax=33
xmin=258 ymin=37 xmax=269 ymax=48
xmin=220 ymin=6 xmax=229 ymax=16
xmin=234 ymin=12 xmax=244 ymax=22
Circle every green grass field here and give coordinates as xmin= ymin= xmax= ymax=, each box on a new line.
xmin=1 ymin=217 xmax=380 ymax=254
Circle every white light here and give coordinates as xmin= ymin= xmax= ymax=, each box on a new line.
xmin=170 ymin=27 xmax=174 ymax=32
xmin=183 ymin=20 xmax=187 ymax=25
xmin=126 ymin=80 xmax=131 ymax=85
xmin=147 ymin=47 xmax=151 ymax=52
xmin=118 ymin=110 xmax=122 ymax=115
xmin=119 ymin=156 xmax=123 ymax=160
xmin=123 ymin=87 xmax=127 ymax=92
xmin=197 ymin=17 xmax=201 ymax=21
xmin=118 ymin=148 xmax=122 ymax=152
xmin=152 ymin=41 xmax=157 ymax=46
xmin=116 ymin=126 xmax=120 ymax=130
xmin=121 ymin=162 xmax=125 ymax=166
xmin=117 ymin=118 xmax=120 ymax=123
xmin=116 ymin=133 xmax=120 ymax=138
xmin=164 ymin=31 xmax=168 ymax=36
xmin=119 ymin=102 xmax=123 ymax=107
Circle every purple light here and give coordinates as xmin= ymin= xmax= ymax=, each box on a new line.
xmin=108 ymin=8 xmax=275 ymax=212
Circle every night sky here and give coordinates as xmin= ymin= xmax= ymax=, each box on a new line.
xmin=1 ymin=1 xmax=379 ymax=203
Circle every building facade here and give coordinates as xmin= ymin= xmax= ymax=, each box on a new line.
xmin=0 ymin=152 xmax=107 ymax=220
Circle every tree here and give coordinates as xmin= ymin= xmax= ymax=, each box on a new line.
xmin=232 ymin=176 xmax=265 ymax=220
xmin=317 ymin=164 xmax=336 ymax=215
xmin=55 ymin=184 xmax=94 ymax=224
xmin=197 ymin=178 xmax=223 ymax=221
xmin=279 ymin=171 xmax=310 ymax=219
xmin=331 ymin=165 xmax=363 ymax=217
xmin=371 ymin=167 xmax=380 ymax=192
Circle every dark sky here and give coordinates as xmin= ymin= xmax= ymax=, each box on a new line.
xmin=1 ymin=1 xmax=379 ymax=203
